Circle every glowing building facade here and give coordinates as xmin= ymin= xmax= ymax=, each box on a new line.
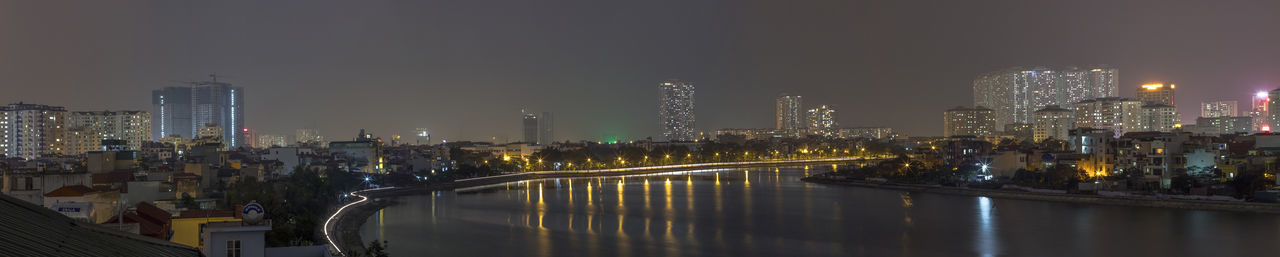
xmin=1136 ymin=83 xmax=1175 ymax=106
xmin=151 ymin=87 xmax=193 ymax=139
xmin=943 ymin=106 xmax=996 ymax=137
xmin=973 ymin=66 xmax=1117 ymax=128
xmin=1073 ymin=97 xmax=1143 ymax=137
xmin=1200 ymin=100 xmax=1238 ymax=118
xmin=69 ymin=110 xmax=151 ymax=151
xmin=658 ymin=80 xmax=696 ymax=141
xmin=191 ymin=82 xmax=245 ymax=148
xmin=1032 ymin=105 xmax=1073 ymax=142
xmin=776 ymin=94 xmax=804 ymax=130
xmin=1252 ymin=92 xmax=1270 ymax=131
xmin=1 ymin=103 xmax=68 ymax=160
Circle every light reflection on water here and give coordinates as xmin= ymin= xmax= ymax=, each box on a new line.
xmin=363 ymin=167 xmax=1280 ymax=257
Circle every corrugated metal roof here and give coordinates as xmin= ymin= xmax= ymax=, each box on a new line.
xmin=0 ymin=194 xmax=202 ymax=257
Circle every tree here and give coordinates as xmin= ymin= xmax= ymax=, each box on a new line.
xmin=179 ymin=193 xmax=200 ymax=210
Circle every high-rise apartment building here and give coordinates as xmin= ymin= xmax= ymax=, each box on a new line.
xmin=191 ymin=81 xmax=245 ymax=148
xmin=1201 ymin=100 xmax=1238 ymax=118
xmin=1140 ymin=104 xmax=1180 ymax=132
xmin=415 ymin=128 xmax=430 ymax=145
xmin=776 ymin=94 xmax=804 ymax=130
xmin=1268 ymin=89 xmax=1280 ymax=131
xmin=1 ymin=103 xmax=68 ymax=160
xmin=1074 ymin=97 xmax=1143 ymax=137
xmin=296 ymin=128 xmax=323 ymax=145
xmin=152 ymin=87 xmax=193 ymax=139
xmin=63 ymin=127 xmax=101 ymax=155
xmin=807 ymin=105 xmax=837 ymax=129
xmin=1194 ymin=116 xmax=1253 ymax=135
xmin=974 ymin=66 xmax=1118 ymax=128
xmin=1136 ymin=83 xmax=1175 ymax=106
xmin=256 ymin=134 xmax=287 ymax=148
xmin=943 ymin=106 xmax=996 ymax=137
xmin=658 ymin=80 xmax=696 ymax=141
xmin=522 ymin=112 xmax=539 ymax=143
xmin=1032 ymin=105 xmax=1074 ymax=142
xmin=1252 ymin=92 xmax=1270 ymax=131
xmin=539 ymin=112 xmax=554 ymax=144
xmin=69 ymin=110 xmax=151 ymax=151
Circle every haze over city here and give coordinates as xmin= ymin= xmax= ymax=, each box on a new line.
xmin=2 ymin=0 xmax=1278 ymax=141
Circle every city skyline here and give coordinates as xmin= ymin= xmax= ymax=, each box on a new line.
xmin=1 ymin=1 xmax=1278 ymax=141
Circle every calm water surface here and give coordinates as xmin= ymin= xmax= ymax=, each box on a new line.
xmin=360 ymin=166 xmax=1280 ymax=257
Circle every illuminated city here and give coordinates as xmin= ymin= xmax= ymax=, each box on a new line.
xmin=2 ymin=1 xmax=1280 ymax=257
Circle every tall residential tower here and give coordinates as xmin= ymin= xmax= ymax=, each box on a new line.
xmin=152 ymin=87 xmax=193 ymax=139
xmin=658 ymin=80 xmax=696 ymax=141
xmin=973 ymin=66 xmax=1118 ymax=128
xmin=776 ymin=94 xmax=804 ymax=130
xmin=190 ymin=81 xmax=245 ymax=148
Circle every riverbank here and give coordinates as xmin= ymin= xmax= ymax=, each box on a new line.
xmin=802 ymin=177 xmax=1280 ymax=214
xmin=323 ymin=157 xmax=883 ymax=256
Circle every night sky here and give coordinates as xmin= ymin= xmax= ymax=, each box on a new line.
xmin=2 ymin=0 xmax=1277 ymax=142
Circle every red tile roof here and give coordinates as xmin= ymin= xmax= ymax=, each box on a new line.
xmin=43 ymin=185 xmax=95 ymax=197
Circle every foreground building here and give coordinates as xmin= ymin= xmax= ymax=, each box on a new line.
xmin=658 ymin=79 xmax=696 ymax=141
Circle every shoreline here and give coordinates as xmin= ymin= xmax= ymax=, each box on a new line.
xmin=801 ymin=177 xmax=1280 ymax=214
xmin=323 ymin=157 xmax=882 ymax=256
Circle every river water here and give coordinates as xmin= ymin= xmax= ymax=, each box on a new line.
xmin=359 ymin=166 xmax=1280 ymax=257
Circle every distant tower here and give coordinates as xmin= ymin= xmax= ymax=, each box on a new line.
xmin=1136 ymin=83 xmax=1175 ymax=106
xmin=776 ymin=93 xmax=804 ymax=130
xmin=190 ymin=80 xmax=245 ymax=148
xmin=522 ymin=111 xmax=539 ymax=143
xmin=658 ymin=80 xmax=696 ymax=141
xmin=415 ymin=128 xmax=430 ymax=145
xmin=1200 ymin=100 xmax=1238 ymax=118
xmin=539 ymin=112 xmax=554 ymax=144
xmin=1251 ymin=92 xmax=1270 ymax=131
xmin=152 ymin=87 xmax=193 ymax=139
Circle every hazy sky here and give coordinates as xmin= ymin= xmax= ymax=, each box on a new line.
xmin=2 ymin=0 xmax=1278 ymax=141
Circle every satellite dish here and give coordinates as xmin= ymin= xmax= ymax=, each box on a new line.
xmin=242 ymin=201 xmax=265 ymax=225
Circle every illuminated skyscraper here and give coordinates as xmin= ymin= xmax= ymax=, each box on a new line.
xmin=943 ymin=106 xmax=996 ymax=137
xmin=522 ymin=112 xmax=538 ymax=143
xmin=415 ymin=128 xmax=430 ymax=145
xmin=974 ymin=66 xmax=1118 ymax=128
xmin=1268 ymin=89 xmax=1280 ymax=132
xmin=658 ymin=80 xmax=696 ymax=141
xmin=1201 ymin=100 xmax=1238 ymax=118
xmin=1136 ymin=83 xmax=1175 ymax=106
xmin=151 ymin=87 xmax=192 ymax=139
xmin=1 ymin=103 xmax=68 ymax=160
xmin=189 ymin=80 xmax=245 ymax=148
xmin=776 ymin=94 xmax=804 ymax=130
xmin=1253 ymin=92 xmax=1271 ymax=131
xmin=807 ymin=105 xmax=838 ymax=129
